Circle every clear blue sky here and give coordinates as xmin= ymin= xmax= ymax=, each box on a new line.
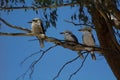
xmin=0 ymin=1 xmax=116 ymax=80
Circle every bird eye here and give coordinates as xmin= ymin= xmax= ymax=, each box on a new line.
xmin=32 ymin=20 xmax=37 ymax=22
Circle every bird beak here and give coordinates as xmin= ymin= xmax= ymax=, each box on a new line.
xmin=27 ymin=21 xmax=32 ymax=23
xmin=60 ymin=32 xmax=64 ymax=34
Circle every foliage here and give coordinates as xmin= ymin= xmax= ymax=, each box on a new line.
xmin=1 ymin=0 xmax=25 ymax=7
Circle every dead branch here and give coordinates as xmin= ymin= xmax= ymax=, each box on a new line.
xmin=68 ymin=53 xmax=89 ymax=80
xmin=29 ymin=45 xmax=57 ymax=78
xmin=17 ymin=45 xmax=57 ymax=80
xmin=0 ymin=32 xmax=32 ymax=36
xmin=52 ymin=55 xmax=80 ymax=80
xmin=0 ymin=17 xmax=31 ymax=32
xmin=20 ymin=50 xmax=44 ymax=65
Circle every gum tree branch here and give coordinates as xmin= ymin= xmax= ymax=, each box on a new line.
xmin=29 ymin=44 xmax=57 ymax=78
xmin=17 ymin=45 xmax=57 ymax=80
xmin=0 ymin=17 xmax=31 ymax=32
xmin=0 ymin=32 xmax=115 ymax=53
xmin=0 ymin=18 xmax=108 ymax=53
xmin=53 ymin=52 xmax=87 ymax=80
xmin=53 ymin=55 xmax=80 ymax=80
xmin=68 ymin=53 xmax=89 ymax=80
xmin=0 ymin=32 xmax=33 ymax=36
xmin=0 ymin=18 xmax=116 ymax=54
xmin=20 ymin=50 xmax=44 ymax=65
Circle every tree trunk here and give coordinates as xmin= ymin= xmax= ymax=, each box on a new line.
xmin=90 ymin=8 xmax=120 ymax=80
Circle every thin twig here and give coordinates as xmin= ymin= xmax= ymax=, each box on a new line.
xmin=0 ymin=17 xmax=31 ymax=32
xmin=52 ymin=55 xmax=80 ymax=80
xmin=68 ymin=53 xmax=89 ymax=80
xmin=20 ymin=50 xmax=44 ymax=65
xmin=28 ymin=39 xmax=38 ymax=41
xmin=18 ymin=53 xmax=44 ymax=80
xmin=16 ymin=68 xmax=30 ymax=80
xmin=17 ymin=45 xmax=57 ymax=80
xmin=29 ymin=45 xmax=57 ymax=78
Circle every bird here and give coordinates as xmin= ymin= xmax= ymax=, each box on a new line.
xmin=60 ymin=30 xmax=84 ymax=59
xmin=79 ymin=27 xmax=96 ymax=60
xmin=29 ymin=18 xmax=45 ymax=48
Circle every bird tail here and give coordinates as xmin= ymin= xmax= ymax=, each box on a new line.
xmin=90 ymin=51 xmax=96 ymax=60
xmin=37 ymin=36 xmax=44 ymax=48
xmin=78 ymin=51 xmax=84 ymax=59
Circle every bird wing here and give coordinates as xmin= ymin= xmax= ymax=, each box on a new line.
xmin=40 ymin=22 xmax=45 ymax=34
xmin=82 ymin=31 xmax=95 ymax=45
xmin=71 ymin=34 xmax=79 ymax=43
xmin=91 ymin=33 xmax=95 ymax=43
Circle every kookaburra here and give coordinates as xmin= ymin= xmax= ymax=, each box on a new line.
xmin=79 ymin=27 xmax=96 ymax=60
xmin=30 ymin=18 xmax=45 ymax=48
xmin=60 ymin=30 xmax=84 ymax=59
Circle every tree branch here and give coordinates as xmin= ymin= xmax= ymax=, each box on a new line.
xmin=0 ymin=2 xmax=79 ymax=10
xmin=0 ymin=32 xmax=113 ymax=53
xmin=17 ymin=45 xmax=57 ymax=80
xmin=0 ymin=18 xmax=116 ymax=54
xmin=52 ymin=55 xmax=80 ymax=80
xmin=68 ymin=53 xmax=89 ymax=80
xmin=0 ymin=17 xmax=31 ymax=32
xmin=29 ymin=45 xmax=57 ymax=78
xmin=0 ymin=32 xmax=33 ymax=36
xmin=20 ymin=50 xmax=44 ymax=65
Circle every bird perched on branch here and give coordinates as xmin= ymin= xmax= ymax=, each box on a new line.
xmin=29 ymin=18 xmax=45 ymax=48
xmin=79 ymin=27 xmax=96 ymax=60
xmin=60 ymin=30 xmax=84 ymax=59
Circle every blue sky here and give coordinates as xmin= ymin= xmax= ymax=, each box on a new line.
xmin=0 ymin=2 xmax=116 ymax=80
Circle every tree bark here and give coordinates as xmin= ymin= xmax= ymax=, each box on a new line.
xmin=90 ymin=8 xmax=120 ymax=80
